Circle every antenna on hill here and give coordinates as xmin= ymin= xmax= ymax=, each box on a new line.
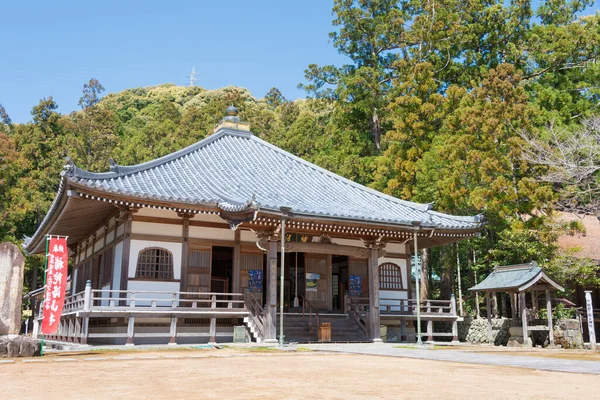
xmin=189 ymin=66 xmax=197 ymax=87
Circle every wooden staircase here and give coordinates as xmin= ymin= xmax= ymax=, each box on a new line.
xmin=278 ymin=313 xmax=368 ymax=343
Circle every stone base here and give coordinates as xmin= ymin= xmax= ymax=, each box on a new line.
xmin=0 ymin=336 xmax=40 ymax=357
xmin=372 ymin=338 xmax=383 ymax=344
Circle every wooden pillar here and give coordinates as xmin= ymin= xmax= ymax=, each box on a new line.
xmin=233 ymin=230 xmax=241 ymax=295
xmin=169 ymin=317 xmax=178 ymax=345
xmin=367 ymin=246 xmax=381 ymax=342
xmin=209 ymin=295 xmax=217 ymax=343
xmin=426 ymin=301 xmax=433 ymax=343
xmin=326 ymin=254 xmax=333 ymax=310
xmin=120 ymin=209 xmax=133 ymax=297
xmin=520 ymin=291 xmax=530 ymax=346
xmin=180 ymin=215 xmax=190 ymax=292
xmin=451 ymin=294 xmax=459 ymax=342
xmin=546 ymin=290 xmax=554 ymax=346
xmin=264 ymin=240 xmax=278 ymax=342
xmin=486 ymin=291 xmax=493 ymax=344
xmin=126 ymin=317 xmax=135 ymax=346
xmin=400 ymin=318 xmax=407 ymax=342
xmin=492 ymin=292 xmax=498 ymax=318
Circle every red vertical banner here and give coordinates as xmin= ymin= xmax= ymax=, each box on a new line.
xmin=42 ymin=237 xmax=68 ymax=335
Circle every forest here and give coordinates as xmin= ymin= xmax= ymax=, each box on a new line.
xmin=0 ymin=0 xmax=599 ymax=311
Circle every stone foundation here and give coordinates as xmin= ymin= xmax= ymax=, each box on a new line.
xmin=0 ymin=336 xmax=40 ymax=357
xmin=554 ymin=319 xmax=584 ymax=349
xmin=459 ymin=317 xmax=511 ymax=345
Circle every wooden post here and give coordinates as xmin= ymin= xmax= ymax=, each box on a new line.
xmin=400 ymin=318 xmax=407 ymax=342
xmin=83 ymin=280 xmax=92 ymax=311
xmin=367 ymin=246 xmax=381 ymax=342
xmin=520 ymin=291 xmax=530 ymax=347
xmin=233 ymin=230 xmax=241 ymax=296
xmin=120 ymin=209 xmax=133 ymax=304
xmin=209 ymin=295 xmax=217 ymax=343
xmin=126 ymin=316 xmax=135 ymax=346
xmin=263 ymin=241 xmax=278 ymax=342
xmin=546 ymin=290 xmax=554 ymax=346
xmin=169 ymin=317 xmax=178 ymax=345
xmin=492 ymin=292 xmax=498 ymax=318
xmin=486 ymin=291 xmax=493 ymax=344
xmin=180 ymin=215 xmax=190 ymax=292
xmin=326 ymin=254 xmax=333 ymax=310
xmin=426 ymin=301 xmax=433 ymax=343
xmin=81 ymin=317 xmax=89 ymax=345
xmin=451 ymin=294 xmax=458 ymax=343
xmin=81 ymin=280 xmax=92 ymax=345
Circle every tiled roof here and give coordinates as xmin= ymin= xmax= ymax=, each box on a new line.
xmin=64 ymin=128 xmax=483 ymax=230
xmin=469 ymin=262 xmax=564 ymax=292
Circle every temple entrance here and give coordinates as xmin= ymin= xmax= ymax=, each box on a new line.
xmin=332 ymin=256 xmax=349 ymax=311
xmin=211 ymin=247 xmax=233 ymax=303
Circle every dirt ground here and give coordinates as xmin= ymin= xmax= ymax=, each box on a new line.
xmin=2 ymin=349 xmax=599 ymax=400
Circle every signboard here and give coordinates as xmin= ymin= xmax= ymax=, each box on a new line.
xmin=42 ymin=237 xmax=68 ymax=335
xmin=248 ymin=270 xmax=263 ymax=293
xmin=349 ymin=275 xmax=362 ymax=297
xmin=305 ymin=273 xmax=320 ymax=292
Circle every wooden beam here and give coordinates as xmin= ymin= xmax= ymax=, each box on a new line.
xmin=130 ymin=233 xmax=183 ymax=243
xmin=180 ymin=216 xmax=190 ymax=292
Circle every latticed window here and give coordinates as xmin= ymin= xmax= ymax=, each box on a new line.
xmin=379 ymin=262 xmax=403 ymax=290
xmin=135 ymin=248 xmax=174 ymax=280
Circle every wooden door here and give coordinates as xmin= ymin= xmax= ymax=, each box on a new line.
xmin=305 ymin=255 xmax=328 ymax=308
xmin=187 ymin=249 xmax=211 ymax=296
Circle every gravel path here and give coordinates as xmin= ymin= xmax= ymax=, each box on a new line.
xmin=306 ymin=343 xmax=600 ymax=375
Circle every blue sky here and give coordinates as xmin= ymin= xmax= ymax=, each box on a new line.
xmin=1 ymin=1 xmax=598 ymax=123
xmin=1 ymin=1 xmax=347 ymax=123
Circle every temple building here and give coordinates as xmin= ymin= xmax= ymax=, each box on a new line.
xmin=25 ymin=107 xmax=484 ymax=345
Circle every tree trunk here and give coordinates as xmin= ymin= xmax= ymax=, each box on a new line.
xmin=420 ymin=248 xmax=429 ymax=300
xmin=440 ymin=248 xmax=454 ymax=300
xmin=370 ymin=109 xmax=381 ymax=151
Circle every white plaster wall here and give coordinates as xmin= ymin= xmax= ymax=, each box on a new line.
xmin=127 ymin=280 xmax=181 ymax=306
xmin=93 ymin=239 xmax=103 ymax=253
xmin=379 ymin=290 xmax=409 ymax=311
xmin=189 ymin=226 xmax=234 ymax=241
xmin=116 ymin=224 xmax=124 ymax=238
xmin=112 ymin=242 xmax=123 ymax=290
xmin=386 ymin=242 xmax=407 ymax=255
xmin=106 ymin=229 xmax=115 ymax=244
xmin=86 ymin=246 xmax=92 ymax=258
xmin=132 ymin=221 xmax=182 ymax=237
xmin=128 ymin=240 xmax=182 ymax=280
xmin=240 ymin=230 xmax=256 ymax=243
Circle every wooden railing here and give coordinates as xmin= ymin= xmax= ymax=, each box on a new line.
xmin=244 ymin=292 xmax=266 ymax=339
xmin=299 ymin=294 xmax=320 ymax=333
xmin=379 ymin=298 xmax=456 ymax=317
xmin=89 ymin=289 xmax=246 ymax=310
xmin=347 ymin=296 xmax=368 ymax=335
